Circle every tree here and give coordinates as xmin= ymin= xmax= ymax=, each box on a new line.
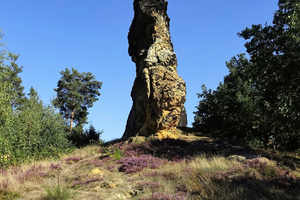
xmin=0 ymin=29 xmax=25 ymax=109
xmin=193 ymin=54 xmax=261 ymax=144
xmin=0 ymin=29 xmax=72 ymax=166
xmin=194 ymin=0 xmax=300 ymax=149
xmin=238 ymin=0 xmax=300 ymax=149
xmin=7 ymin=87 xmax=72 ymax=162
xmin=53 ymin=67 xmax=102 ymax=133
xmin=0 ymin=29 xmax=25 ymax=151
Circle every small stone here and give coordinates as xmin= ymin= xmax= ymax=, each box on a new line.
xmin=127 ymin=190 xmax=138 ymax=197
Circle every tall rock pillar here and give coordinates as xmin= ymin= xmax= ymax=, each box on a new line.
xmin=123 ymin=0 xmax=186 ymax=139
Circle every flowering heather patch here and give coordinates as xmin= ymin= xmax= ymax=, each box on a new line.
xmin=183 ymin=167 xmax=193 ymax=174
xmin=244 ymin=158 xmax=269 ymax=169
xmin=112 ymin=142 xmax=124 ymax=148
xmin=0 ymin=168 xmax=8 ymax=176
xmin=210 ymin=171 xmax=231 ymax=182
xmin=118 ymin=155 xmax=163 ymax=174
xmin=16 ymin=165 xmax=46 ymax=183
xmin=171 ymin=155 xmax=184 ymax=162
xmin=225 ymin=158 xmax=281 ymax=179
xmin=89 ymin=160 xmax=103 ymax=167
xmin=38 ymin=172 xmax=49 ymax=177
xmin=140 ymin=192 xmax=186 ymax=200
xmin=138 ymin=181 xmax=160 ymax=191
xmin=144 ymin=170 xmax=186 ymax=181
xmin=71 ymin=177 xmax=104 ymax=187
xmin=89 ymin=156 xmax=111 ymax=167
xmin=49 ymin=163 xmax=61 ymax=171
xmin=144 ymin=171 xmax=159 ymax=177
xmin=123 ymin=149 xmax=139 ymax=158
xmin=11 ymin=167 xmax=22 ymax=175
xmin=62 ymin=156 xmax=82 ymax=163
xmin=106 ymin=165 xmax=116 ymax=172
xmin=122 ymin=142 xmax=153 ymax=157
xmin=160 ymin=171 xmax=179 ymax=181
xmin=209 ymin=157 xmax=288 ymax=183
xmin=150 ymin=163 xmax=160 ymax=169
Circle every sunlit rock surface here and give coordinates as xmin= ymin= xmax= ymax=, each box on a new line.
xmin=123 ymin=0 xmax=186 ymax=139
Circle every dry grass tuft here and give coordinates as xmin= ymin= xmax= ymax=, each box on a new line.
xmin=189 ymin=154 xmax=240 ymax=172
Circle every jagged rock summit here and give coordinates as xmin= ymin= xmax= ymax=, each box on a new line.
xmin=123 ymin=0 xmax=187 ymax=139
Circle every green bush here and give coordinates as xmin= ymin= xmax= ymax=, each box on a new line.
xmin=68 ymin=124 xmax=103 ymax=147
xmin=0 ymin=87 xmax=73 ymax=167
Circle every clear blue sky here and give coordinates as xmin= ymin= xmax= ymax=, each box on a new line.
xmin=1 ymin=0 xmax=278 ymax=142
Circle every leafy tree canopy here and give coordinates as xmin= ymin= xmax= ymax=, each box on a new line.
xmin=194 ymin=0 xmax=300 ymax=149
xmin=0 ymin=28 xmax=25 ymax=109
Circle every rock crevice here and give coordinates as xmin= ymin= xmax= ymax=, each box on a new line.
xmin=123 ymin=0 xmax=186 ymax=139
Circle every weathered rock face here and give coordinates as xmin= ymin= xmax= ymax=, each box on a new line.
xmin=122 ymin=0 xmax=186 ymax=139
xmin=178 ymin=106 xmax=188 ymax=127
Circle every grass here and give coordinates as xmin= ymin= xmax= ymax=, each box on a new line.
xmin=102 ymin=146 xmax=125 ymax=160
xmin=0 ymin=133 xmax=299 ymax=200
xmin=42 ymin=162 xmax=77 ymax=200
xmin=42 ymin=182 xmax=76 ymax=200
xmin=0 ymin=189 xmax=21 ymax=200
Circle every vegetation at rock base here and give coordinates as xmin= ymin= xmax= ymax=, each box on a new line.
xmin=193 ymin=0 xmax=300 ymax=150
xmin=1 ymin=0 xmax=300 ymax=199
xmin=0 ymin=134 xmax=299 ymax=200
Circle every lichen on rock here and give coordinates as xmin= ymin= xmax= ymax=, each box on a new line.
xmin=123 ymin=0 xmax=187 ymax=139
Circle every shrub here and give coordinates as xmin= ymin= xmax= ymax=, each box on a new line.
xmin=68 ymin=124 xmax=104 ymax=147
xmin=0 ymin=90 xmax=73 ymax=167
xmin=119 ymin=155 xmax=163 ymax=174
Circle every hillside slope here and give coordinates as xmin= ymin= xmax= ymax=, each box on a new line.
xmin=1 ymin=133 xmax=300 ymax=200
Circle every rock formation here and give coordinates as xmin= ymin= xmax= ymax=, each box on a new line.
xmin=178 ymin=107 xmax=188 ymax=127
xmin=122 ymin=0 xmax=186 ymax=139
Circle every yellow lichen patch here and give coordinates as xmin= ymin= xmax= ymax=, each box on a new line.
xmin=89 ymin=168 xmax=103 ymax=176
xmin=156 ymin=129 xmax=178 ymax=140
xmin=0 ymin=154 xmax=11 ymax=161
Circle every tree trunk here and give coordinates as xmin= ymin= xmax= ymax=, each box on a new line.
xmin=70 ymin=99 xmax=76 ymax=133
xmin=70 ymin=109 xmax=74 ymax=133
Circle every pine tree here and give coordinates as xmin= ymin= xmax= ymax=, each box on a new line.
xmin=53 ymin=67 xmax=102 ymax=134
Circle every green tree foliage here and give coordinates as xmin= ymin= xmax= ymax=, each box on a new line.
xmin=194 ymin=0 xmax=300 ymax=149
xmin=238 ymin=0 xmax=300 ymax=149
xmin=53 ymin=68 xmax=102 ymax=134
xmin=68 ymin=124 xmax=104 ymax=147
xmin=0 ymin=87 xmax=73 ymax=166
xmin=0 ymin=29 xmax=26 ymax=109
xmin=193 ymin=54 xmax=261 ymax=144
